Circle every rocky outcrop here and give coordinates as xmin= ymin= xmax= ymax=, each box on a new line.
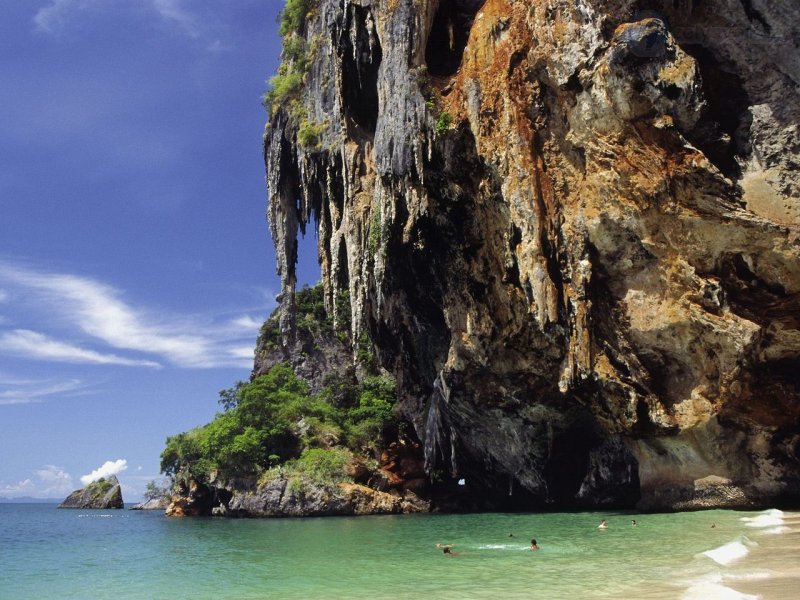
xmin=166 ymin=438 xmax=432 ymax=518
xmin=224 ymin=478 xmax=428 ymax=517
xmin=165 ymin=479 xmax=232 ymax=517
xmin=130 ymin=497 xmax=170 ymax=510
xmin=58 ymin=476 xmax=124 ymax=509
xmin=265 ymin=0 xmax=800 ymax=510
xmin=253 ymin=284 xmax=353 ymax=393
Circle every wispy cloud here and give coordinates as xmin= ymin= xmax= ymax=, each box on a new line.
xmin=80 ymin=459 xmax=127 ymax=486
xmin=0 ymin=261 xmax=266 ymax=369
xmin=227 ymin=346 xmax=255 ymax=360
xmin=229 ymin=315 xmax=264 ymax=331
xmin=0 ymin=329 xmax=161 ymax=368
xmin=0 ymin=377 xmax=87 ymax=406
xmin=0 ymin=465 xmax=75 ymax=498
xmin=150 ymin=0 xmax=200 ymax=38
xmin=34 ymin=0 xmax=214 ymax=42
xmin=33 ymin=0 xmax=96 ymax=34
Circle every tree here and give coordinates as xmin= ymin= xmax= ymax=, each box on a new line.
xmin=144 ymin=479 xmax=170 ymax=501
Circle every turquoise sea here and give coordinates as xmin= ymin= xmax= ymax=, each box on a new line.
xmin=1 ymin=505 xmax=797 ymax=599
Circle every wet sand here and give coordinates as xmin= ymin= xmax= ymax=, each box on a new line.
xmin=730 ymin=512 xmax=800 ymax=600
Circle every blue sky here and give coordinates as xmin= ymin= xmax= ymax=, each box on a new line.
xmin=0 ymin=0 xmax=319 ymax=501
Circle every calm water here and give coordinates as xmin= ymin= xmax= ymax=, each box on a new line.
xmin=1 ymin=504 xmax=797 ymax=599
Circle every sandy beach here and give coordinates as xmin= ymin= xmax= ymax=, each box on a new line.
xmin=726 ymin=511 xmax=800 ymax=600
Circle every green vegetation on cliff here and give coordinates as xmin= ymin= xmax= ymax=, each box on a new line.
xmin=257 ymin=283 xmax=351 ymax=351
xmin=161 ymin=285 xmax=395 ymax=486
xmin=262 ymin=0 xmax=320 ymax=116
xmin=161 ymin=364 xmax=396 ymax=482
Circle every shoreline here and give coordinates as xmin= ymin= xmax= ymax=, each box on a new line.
xmin=726 ymin=511 xmax=800 ymax=600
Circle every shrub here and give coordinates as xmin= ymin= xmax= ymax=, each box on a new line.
xmin=356 ymin=332 xmax=378 ymax=373
xmin=279 ymin=0 xmax=314 ymax=37
xmin=297 ymin=119 xmax=325 ymax=148
xmin=435 ymin=111 xmax=452 ymax=135
xmin=282 ymin=34 xmax=307 ymax=67
xmin=285 ymin=447 xmax=351 ymax=484
xmin=344 ymin=375 xmax=396 ymax=450
xmin=263 ymin=70 xmax=303 ymax=114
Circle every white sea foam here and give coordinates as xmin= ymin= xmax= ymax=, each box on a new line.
xmin=477 ymin=544 xmax=518 ymax=550
xmin=762 ymin=526 xmax=790 ymax=535
xmin=724 ymin=571 xmax=772 ymax=582
xmin=682 ymin=583 xmax=761 ymax=600
xmin=740 ymin=509 xmax=784 ymax=529
xmin=702 ymin=540 xmax=750 ymax=566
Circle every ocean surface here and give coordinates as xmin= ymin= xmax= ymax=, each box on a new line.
xmin=1 ymin=504 xmax=798 ymax=599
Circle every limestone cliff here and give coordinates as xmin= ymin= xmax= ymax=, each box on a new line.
xmin=265 ymin=0 xmax=800 ymax=510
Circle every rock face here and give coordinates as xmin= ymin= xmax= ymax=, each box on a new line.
xmin=252 ymin=284 xmax=353 ymax=393
xmin=130 ymin=497 xmax=170 ymax=511
xmin=266 ymin=0 xmax=800 ymax=510
xmin=167 ymin=473 xmax=429 ymax=518
xmin=166 ymin=436 xmax=433 ymax=518
xmin=165 ymin=479 xmax=231 ymax=517
xmin=224 ymin=479 xmax=428 ymax=517
xmin=58 ymin=476 xmax=124 ymax=509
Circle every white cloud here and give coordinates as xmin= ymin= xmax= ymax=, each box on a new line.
xmin=0 ymin=262 xmax=260 ymax=369
xmin=80 ymin=459 xmax=127 ymax=486
xmin=0 ymin=465 xmax=75 ymax=498
xmin=228 ymin=346 xmax=255 ymax=359
xmin=0 ymin=478 xmax=35 ymax=496
xmin=0 ymin=329 xmax=161 ymax=368
xmin=0 ymin=377 xmax=86 ymax=406
xmin=36 ymin=465 xmax=76 ymax=495
xmin=33 ymin=0 xmax=98 ymax=34
xmin=34 ymin=0 xmax=208 ymax=40
xmin=150 ymin=0 xmax=200 ymax=38
xmin=229 ymin=315 xmax=263 ymax=331
xmin=0 ymin=289 xmax=8 ymax=302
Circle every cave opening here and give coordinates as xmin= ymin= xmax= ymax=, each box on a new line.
xmin=681 ymin=44 xmax=752 ymax=180
xmin=336 ymin=240 xmax=349 ymax=290
xmin=339 ymin=4 xmax=382 ymax=136
xmin=425 ymin=0 xmax=485 ymax=77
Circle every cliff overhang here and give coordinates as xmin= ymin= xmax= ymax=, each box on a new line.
xmin=265 ymin=0 xmax=800 ymax=511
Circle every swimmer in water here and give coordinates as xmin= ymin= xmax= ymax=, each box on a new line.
xmin=436 ymin=544 xmax=462 ymax=556
xmin=598 ymin=520 xmax=608 ymax=529
xmin=631 ymin=519 xmax=637 ymax=527
xmin=530 ymin=539 xmax=540 ymax=550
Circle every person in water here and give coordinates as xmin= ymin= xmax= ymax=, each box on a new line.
xmin=631 ymin=519 xmax=637 ymax=526
xmin=530 ymin=539 xmax=540 ymax=550
xmin=436 ymin=544 xmax=462 ymax=556
xmin=598 ymin=520 xmax=608 ymax=529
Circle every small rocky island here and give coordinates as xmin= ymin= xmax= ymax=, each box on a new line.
xmin=58 ymin=475 xmax=124 ymax=509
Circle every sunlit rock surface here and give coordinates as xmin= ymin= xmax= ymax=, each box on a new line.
xmin=266 ymin=0 xmax=800 ymax=510
xmin=58 ymin=476 xmax=124 ymax=509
